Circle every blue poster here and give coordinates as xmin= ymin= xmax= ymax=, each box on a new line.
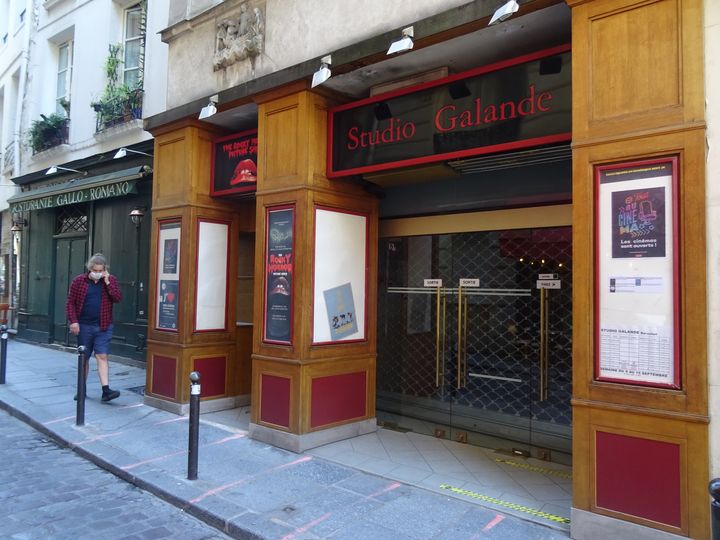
xmin=323 ymin=283 xmax=358 ymax=340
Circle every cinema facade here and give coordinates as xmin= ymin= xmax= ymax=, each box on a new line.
xmin=144 ymin=0 xmax=718 ymax=538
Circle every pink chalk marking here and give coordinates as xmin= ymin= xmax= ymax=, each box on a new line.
xmin=154 ymin=416 xmax=188 ymax=425
xmin=122 ymin=449 xmax=188 ymax=470
xmin=44 ymin=415 xmax=75 ymax=425
xmin=72 ymin=430 xmax=126 ymax=445
xmin=280 ymin=512 xmax=332 ymax=540
xmin=117 ymin=403 xmax=145 ymax=410
xmin=482 ymin=514 xmax=505 ymax=532
xmin=368 ymin=482 xmax=401 ymax=498
xmin=206 ymin=433 xmax=247 ymax=445
xmin=190 ymin=455 xmax=313 ymax=503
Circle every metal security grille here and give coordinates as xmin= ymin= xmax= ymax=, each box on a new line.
xmin=377 ymin=227 xmax=573 ymax=438
xmin=55 ymin=206 xmax=88 ymax=234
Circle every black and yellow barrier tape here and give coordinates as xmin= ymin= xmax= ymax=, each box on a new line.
xmin=494 ymin=458 xmax=573 ymax=480
xmin=439 ymin=484 xmax=571 ymax=524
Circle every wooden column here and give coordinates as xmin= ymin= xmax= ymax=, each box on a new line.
xmin=567 ymin=0 xmax=708 ymax=538
xmin=144 ymin=120 xmax=254 ymax=414
xmin=249 ymin=86 xmax=379 ymax=451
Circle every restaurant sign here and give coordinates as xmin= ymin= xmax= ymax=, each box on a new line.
xmin=328 ymin=45 xmax=571 ymax=177
xmin=9 ymin=180 xmax=138 ymax=214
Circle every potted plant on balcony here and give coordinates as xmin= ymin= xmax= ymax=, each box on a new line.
xmin=27 ymin=113 xmax=69 ymax=154
xmin=91 ymin=44 xmax=144 ymax=130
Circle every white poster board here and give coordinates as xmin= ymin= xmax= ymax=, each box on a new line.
xmin=195 ymin=220 xmax=229 ymax=331
xmin=313 ymin=208 xmax=367 ymax=343
xmin=595 ymin=158 xmax=679 ymax=388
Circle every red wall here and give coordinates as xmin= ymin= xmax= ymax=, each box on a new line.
xmin=310 ymin=371 xmax=366 ymax=428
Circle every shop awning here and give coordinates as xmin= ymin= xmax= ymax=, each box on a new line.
xmin=8 ymin=166 xmax=151 ymax=214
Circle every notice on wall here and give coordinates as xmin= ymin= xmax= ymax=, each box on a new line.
xmin=156 ymin=221 xmax=181 ymax=331
xmin=595 ymin=159 xmax=678 ymax=387
xmin=264 ymin=207 xmax=293 ymax=344
xmin=323 ymin=282 xmax=358 ymax=341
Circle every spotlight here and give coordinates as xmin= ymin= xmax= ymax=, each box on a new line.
xmin=387 ymin=26 xmax=414 ymax=55
xmin=488 ymin=0 xmax=519 ymax=26
xmin=448 ymin=81 xmax=471 ymax=100
xmin=46 ymin=165 xmax=85 ymax=176
xmin=198 ymin=94 xmax=219 ymax=120
xmin=114 ymin=148 xmax=152 ymax=159
xmin=311 ymin=55 xmax=332 ymax=88
xmin=374 ymin=102 xmax=392 ymax=121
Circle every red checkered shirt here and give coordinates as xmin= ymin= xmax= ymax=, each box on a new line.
xmin=65 ymin=273 xmax=122 ymax=331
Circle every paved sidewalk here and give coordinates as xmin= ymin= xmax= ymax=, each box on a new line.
xmin=0 ymin=340 xmax=569 ymax=539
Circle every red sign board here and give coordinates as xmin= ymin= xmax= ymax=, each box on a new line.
xmin=211 ymin=129 xmax=258 ymax=196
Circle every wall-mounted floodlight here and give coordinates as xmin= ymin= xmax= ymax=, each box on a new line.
xmin=311 ymin=55 xmax=332 ymax=88
xmin=45 ymin=165 xmax=86 ymax=176
xmin=387 ymin=26 xmax=414 ymax=55
xmin=114 ymin=148 xmax=152 ymax=159
xmin=198 ymin=94 xmax=219 ymax=120
xmin=488 ymin=0 xmax=519 ymax=25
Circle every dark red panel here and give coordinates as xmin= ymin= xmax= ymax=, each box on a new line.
xmin=260 ymin=374 xmax=290 ymax=428
xmin=310 ymin=372 xmax=366 ymax=428
xmin=194 ymin=356 xmax=226 ymax=398
xmin=151 ymin=355 xmax=176 ymax=399
xmin=596 ymin=431 xmax=681 ymax=527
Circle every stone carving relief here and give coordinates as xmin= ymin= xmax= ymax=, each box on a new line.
xmin=213 ymin=2 xmax=265 ymax=71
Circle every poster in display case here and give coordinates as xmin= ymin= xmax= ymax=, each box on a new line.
xmin=156 ymin=220 xmax=181 ymax=331
xmin=263 ymin=206 xmax=294 ymax=344
xmin=594 ymin=157 xmax=680 ymax=388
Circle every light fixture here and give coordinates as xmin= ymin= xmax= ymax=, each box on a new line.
xmin=10 ymin=215 xmax=27 ymax=233
xmin=198 ymin=94 xmax=219 ymax=120
xmin=45 ymin=165 xmax=86 ymax=176
xmin=129 ymin=208 xmax=145 ymax=228
xmin=374 ymin=102 xmax=392 ymax=121
xmin=311 ymin=55 xmax=332 ymax=88
xmin=114 ymin=148 xmax=152 ymax=159
xmin=488 ymin=0 xmax=520 ymax=26
xmin=387 ymin=26 xmax=414 ymax=55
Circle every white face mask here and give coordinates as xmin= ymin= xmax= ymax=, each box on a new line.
xmin=89 ymin=271 xmax=104 ymax=280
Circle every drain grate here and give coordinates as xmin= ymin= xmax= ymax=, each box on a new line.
xmin=126 ymin=385 xmax=145 ymax=396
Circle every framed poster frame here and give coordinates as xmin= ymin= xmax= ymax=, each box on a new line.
xmin=593 ymin=156 xmax=680 ymax=389
xmin=263 ymin=205 xmax=295 ymax=345
xmin=311 ymin=206 xmax=369 ymax=345
xmin=155 ymin=218 xmax=182 ymax=332
xmin=194 ymin=218 xmax=231 ymax=332
xmin=211 ymin=129 xmax=258 ymax=197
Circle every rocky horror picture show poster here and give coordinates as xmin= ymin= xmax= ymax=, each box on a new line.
xmin=264 ymin=208 xmax=293 ymax=343
xmin=212 ymin=130 xmax=258 ymax=196
xmin=612 ymin=186 xmax=666 ymax=258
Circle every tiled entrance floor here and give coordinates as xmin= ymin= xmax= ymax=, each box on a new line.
xmin=203 ymin=407 xmax=572 ymax=534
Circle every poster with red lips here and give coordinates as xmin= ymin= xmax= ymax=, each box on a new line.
xmin=212 ymin=129 xmax=258 ymax=196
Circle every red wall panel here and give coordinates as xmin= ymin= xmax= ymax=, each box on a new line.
xmin=260 ymin=374 xmax=290 ymax=428
xmin=151 ymin=355 xmax=177 ymax=399
xmin=310 ymin=371 xmax=366 ymax=428
xmin=596 ymin=431 xmax=681 ymax=527
xmin=193 ymin=356 xmax=226 ymax=398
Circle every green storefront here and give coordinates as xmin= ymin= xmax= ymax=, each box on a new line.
xmin=9 ymin=160 xmax=152 ymax=361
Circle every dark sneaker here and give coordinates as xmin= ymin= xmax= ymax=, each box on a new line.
xmin=101 ymin=389 xmax=120 ymax=402
xmin=73 ymin=386 xmax=87 ymax=401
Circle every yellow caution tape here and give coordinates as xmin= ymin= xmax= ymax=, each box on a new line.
xmin=439 ymin=484 xmax=571 ymax=524
xmin=494 ymin=458 xmax=573 ymax=480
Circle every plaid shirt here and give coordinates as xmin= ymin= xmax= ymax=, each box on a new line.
xmin=66 ymin=273 xmax=122 ymax=331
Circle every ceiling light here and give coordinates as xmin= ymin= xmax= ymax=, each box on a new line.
xmin=198 ymin=94 xmax=219 ymax=120
xmin=488 ymin=0 xmax=519 ymax=26
xmin=311 ymin=55 xmax=332 ymax=88
xmin=114 ymin=148 xmax=152 ymax=159
xmin=387 ymin=26 xmax=414 ymax=55
xmin=45 ymin=165 xmax=86 ymax=176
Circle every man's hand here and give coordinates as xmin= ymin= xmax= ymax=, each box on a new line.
xmin=69 ymin=323 xmax=80 ymax=336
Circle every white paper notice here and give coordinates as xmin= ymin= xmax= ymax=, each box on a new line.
xmin=609 ymin=276 xmax=663 ymax=294
xmin=598 ymin=326 xmax=673 ymax=385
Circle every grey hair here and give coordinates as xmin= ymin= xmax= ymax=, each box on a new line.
xmin=86 ymin=253 xmax=108 ymax=271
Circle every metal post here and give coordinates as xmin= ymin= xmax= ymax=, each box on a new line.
xmin=188 ymin=371 xmax=201 ymax=480
xmin=0 ymin=324 xmax=7 ymax=384
xmin=76 ymin=345 xmax=87 ymax=426
xmin=711 ymin=478 xmax=720 ymax=540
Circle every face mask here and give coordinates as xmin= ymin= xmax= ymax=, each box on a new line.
xmin=89 ymin=272 xmax=103 ymax=280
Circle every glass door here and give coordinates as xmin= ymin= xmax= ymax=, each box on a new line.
xmin=377 ymin=227 xmax=572 ymax=461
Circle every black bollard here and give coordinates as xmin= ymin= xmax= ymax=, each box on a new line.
xmin=187 ymin=371 xmax=201 ymax=480
xmin=76 ymin=345 xmax=87 ymax=426
xmin=711 ymin=479 xmax=720 ymax=540
xmin=0 ymin=324 xmax=7 ymax=384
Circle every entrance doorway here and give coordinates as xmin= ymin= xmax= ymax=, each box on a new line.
xmin=52 ymin=235 xmax=87 ymax=345
xmin=377 ymin=224 xmax=572 ymax=463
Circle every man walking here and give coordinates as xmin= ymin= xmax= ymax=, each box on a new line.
xmin=66 ymin=253 xmax=122 ymax=402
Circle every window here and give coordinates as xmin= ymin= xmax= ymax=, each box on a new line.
xmin=56 ymin=41 xmax=73 ymax=115
xmin=123 ymin=4 xmax=144 ymax=87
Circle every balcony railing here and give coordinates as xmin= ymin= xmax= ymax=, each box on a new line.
xmin=29 ymin=116 xmax=69 ymax=155
xmin=2 ymin=141 xmax=13 ymax=172
xmin=93 ymin=89 xmax=143 ymax=133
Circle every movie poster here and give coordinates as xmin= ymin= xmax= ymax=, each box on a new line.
xmin=611 ymin=187 xmax=666 ymax=258
xmin=323 ymin=283 xmax=358 ymax=340
xmin=264 ymin=207 xmax=293 ymax=343
xmin=158 ymin=280 xmax=179 ymax=330
xmin=212 ymin=130 xmax=258 ymax=196
xmin=163 ymin=239 xmax=178 ymax=274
